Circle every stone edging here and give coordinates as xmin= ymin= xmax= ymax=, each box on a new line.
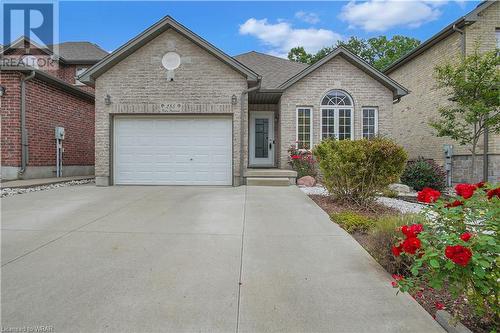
xmin=435 ymin=310 xmax=473 ymax=333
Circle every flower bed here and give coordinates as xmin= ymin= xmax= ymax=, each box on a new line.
xmin=309 ymin=181 xmax=499 ymax=333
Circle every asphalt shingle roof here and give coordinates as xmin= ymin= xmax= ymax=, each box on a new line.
xmin=50 ymin=42 xmax=108 ymax=62
xmin=234 ymin=51 xmax=307 ymax=89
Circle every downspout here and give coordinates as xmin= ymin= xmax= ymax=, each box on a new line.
xmin=19 ymin=70 xmax=36 ymax=176
xmin=240 ymin=80 xmax=261 ymax=185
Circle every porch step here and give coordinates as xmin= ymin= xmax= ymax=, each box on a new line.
xmin=244 ymin=169 xmax=297 ymax=178
xmin=246 ymin=177 xmax=291 ymax=186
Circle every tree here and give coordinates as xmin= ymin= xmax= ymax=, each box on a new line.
xmin=287 ymin=35 xmax=420 ymax=71
xmin=287 ymin=47 xmax=312 ymax=64
xmin=430 ymin=49 xmax=500 ymax=181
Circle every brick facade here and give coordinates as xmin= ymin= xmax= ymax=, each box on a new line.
xmin=94 ymin=29 xmax=248 ymax=186
xmin=387 ymin=1 xmax=499 ymax=183
xmin=0 ymin=71 xmax=95 ymax=179
xmin=279 ymin=56 xmax=394 ymax=169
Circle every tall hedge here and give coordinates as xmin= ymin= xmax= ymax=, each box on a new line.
xmin=313 ymin=138 xmax=407 ymax=204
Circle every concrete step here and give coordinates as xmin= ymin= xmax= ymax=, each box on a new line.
xmin=246 ymin=177 xmax=291 ymax=186
xmin=244 ymin=169 xmax=297 ymax=178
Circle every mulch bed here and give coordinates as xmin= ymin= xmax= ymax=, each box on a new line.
xmin=309 ymin=194 xmax=400 ymax=218
xmin=310 ymin=194 xmax=496 ymax=333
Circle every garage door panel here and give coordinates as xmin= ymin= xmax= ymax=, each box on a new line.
xmin=114 ymin=117 xmax=232 ymax=185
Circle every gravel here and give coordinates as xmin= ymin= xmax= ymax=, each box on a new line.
xmin=299 ymin=185 xmax=425 ymax=214
xmin=375 ymin=196 xmax=425 ymax=214
xmin=1 ymin=179 xmax=95 ymax=198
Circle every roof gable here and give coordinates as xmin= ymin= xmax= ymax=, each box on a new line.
xmin=278 ymin=46 xmax=408 ymax=99
xmin=384 ymin=0 xmax=496 ymax=74
xmin=79 ymin=16 xmax=259 ymax=86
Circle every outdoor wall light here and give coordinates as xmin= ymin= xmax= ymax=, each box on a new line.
xmin=0 ymin=86 xmax=5 ymax=97
xmin=231 ymin=94 xmax=237 ymax=105
xmin=104 ymin=94 xmax=112 ymax=106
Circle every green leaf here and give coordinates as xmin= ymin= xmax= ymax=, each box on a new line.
xmin=478 ymin=260 xmax=491 ymax=268
xmin=430 ymin=259 xmax=440 ymax=268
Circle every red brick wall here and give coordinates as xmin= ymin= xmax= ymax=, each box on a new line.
xmin=0 ymin=72 xmax=22 ymax=166
xmin=0 ymin=72 xmax=95 ymax=167
xmin=24 ymin=77 xmax=95 ymax=166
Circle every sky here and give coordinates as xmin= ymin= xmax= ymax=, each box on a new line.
xmin=6 ymin=1 xmax=482 ymax=58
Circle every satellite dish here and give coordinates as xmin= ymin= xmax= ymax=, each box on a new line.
xmin=162 ymin=52 xmax=181 ymax=70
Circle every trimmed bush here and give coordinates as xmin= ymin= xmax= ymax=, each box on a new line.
xmin=401 ymin=158 xmax=446 ymax=191
xmin=313 ymin=138 xmax=407 ymax=204
xmin=330 ymin=211 xmax=372 ymax=233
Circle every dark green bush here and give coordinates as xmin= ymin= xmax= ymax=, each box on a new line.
xmin=313 ymin=138 xmax=407 ymax=204
xmin=330 ymin=211 xmax=372 ymax=233
xmin=401 ymin=157 xmax=446 ymax=191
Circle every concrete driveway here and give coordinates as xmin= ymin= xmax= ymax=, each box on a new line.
xmin=1 ymin=185 xmax=444 ymax=333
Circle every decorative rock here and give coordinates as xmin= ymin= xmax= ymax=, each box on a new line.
xmin=389 ymin=183 xmax=412 ymax=194
xmin=297 ymin=176 xmax=316 ymax=187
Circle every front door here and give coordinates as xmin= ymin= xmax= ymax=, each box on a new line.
xmin=249 ymin=112 xmax=275 ymax=167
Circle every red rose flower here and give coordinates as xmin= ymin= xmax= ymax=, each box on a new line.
xmin=444 ymin=245 xmax=472 ymax=267
xmin=391 ymin=274 xmax=404 ymax=281
xmin=455 ymin=183 xmax=477 ymax=199
xmin=435 ymin=302 xmax=445 ymax=310
xmin=401 ymin=224 xmax=424 ymax=238
xmin=402 ymin=237 xmax=421 ymax=254
xmin=487 ymin=188 xmax=500 ymax=200
xmin=392 ymin=244 xmax=402 ymax=257
xmin=417 ymin=188 xmax=441 ymax=203
xmin=445 ymin=200 xmax=463 ymax=208
xmin=391 ymin=281 xmax=398 ymax=288
xmin=460 ymin=232 xmax=472 ymax=242
xmin=291 ymin=155 xmax=301 ymax=160
xmin=475 ymin=181 xmax=485 ymax=188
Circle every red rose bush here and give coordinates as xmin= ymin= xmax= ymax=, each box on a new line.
xmin=394 ymin=182 xmax=499 ymax=323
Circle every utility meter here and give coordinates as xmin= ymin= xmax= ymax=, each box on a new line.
xmin=443 ymin=144 xmax=453 ymax=158
xmin=55 ymin=127 xmax=65 ymax=140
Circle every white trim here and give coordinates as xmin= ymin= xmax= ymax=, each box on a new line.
xmin=362 ymin=107 xmax=378 ymax=139
xmin=296 ymin=107 xmax=313 ymax=149
xmin=249 ymin=111 xmax=275 ymax=167
xmin=320 ymin=107 xmax=354 ymax=140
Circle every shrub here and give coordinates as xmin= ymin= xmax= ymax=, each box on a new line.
xmin=401 ymin=158 xmax=446 ymax=191
xmin=288 ymin=145 xmax=317 ymax=178
xmin=392 ymin=182 xmax=500 ymax=324
xmin=330 ymin=211 xmax=372 ymax=233
xmin=313 ymin=138 xmax=407 ymax=204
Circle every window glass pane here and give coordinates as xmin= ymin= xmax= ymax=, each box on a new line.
xmin=321 ymin=109 xmax=335 ymax=140
xmin=362 ymin=108 xmax=377 ymax=139
xmin=297 ymin=108 xmax=311 ymax=149
xmin=321 ymin=90 xmax=352 ymax=106
xmin=338 ymin=109 xmax=351 ymax=140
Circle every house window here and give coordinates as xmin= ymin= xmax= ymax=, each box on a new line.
xmin=296 ymin=107 xmax=312 ymax=149
xmin=362 ymin=107 xmax=378 ymax=139
xmin=75 ymin=67 xmax=88 ymax=85
xmin=320 ymin=90 xmax=354 ymax=140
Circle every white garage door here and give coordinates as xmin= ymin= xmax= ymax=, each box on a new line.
xmin=114 ymin=117 xmax=232 ymax=185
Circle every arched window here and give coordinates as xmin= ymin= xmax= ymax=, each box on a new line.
xmin=320 ymin=90 xmax=354 ymax=140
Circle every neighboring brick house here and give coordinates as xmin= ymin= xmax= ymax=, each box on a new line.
xmin=0 ymin=37 xmax=107 ymax=180
xmin=385 ymin=0 xmax=500 ymax=183
xmin=79 ymin=16 xmax=407 ymax=186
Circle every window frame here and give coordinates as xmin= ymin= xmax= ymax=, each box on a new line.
xmin=362 ymin=107 xmax=378 ymax=139
xmin=296 ymin=107 xmax=313 ymax=149
xmin=319 ymin=90 xmax=354 ymax=141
